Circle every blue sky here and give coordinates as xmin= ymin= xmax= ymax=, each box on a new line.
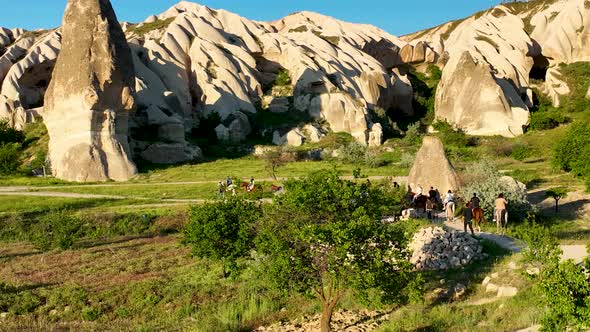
xmin=1 ymin=0 xmax=500 ymax=36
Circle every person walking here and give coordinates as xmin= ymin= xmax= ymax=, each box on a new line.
xmin=217 ymin=181 xmax=225 ymax=199
xmin=495 ymin=193 xmax=509 ymax=235
xmin=463 ymin=202 xmax=475 ymax=235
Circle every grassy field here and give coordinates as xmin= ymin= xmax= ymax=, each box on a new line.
xmin=0 ymin=232 xmax=544 ymax=331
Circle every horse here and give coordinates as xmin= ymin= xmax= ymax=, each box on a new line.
xmin=472 ymin=207 xmax=485 ymax=233
xmin=445 ymin=201 xmax=456 ymax=223
xmin=241 ymin=182 xmax=256 ymax=193
xmin=495 ymin=209 xmax=509 ymax=235
xmin=412 ymin=194 xmax=429 ymax=213
xmin=271 ymin=185 xmax=283 ymax=193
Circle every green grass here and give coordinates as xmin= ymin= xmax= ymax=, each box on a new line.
xmin=32 ymin=182 xmax=275 ymax=200
xmin=378 ymin=254 xmax=542 ymax=332
xmin=126 ymin=18 xmax=175 ymax=36
xmin=0 ymin=236 xmax=315 ymax=331
xmin=0 ymin=196 xmax=146 ymax=215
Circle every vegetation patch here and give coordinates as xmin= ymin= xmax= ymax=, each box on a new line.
xmin=288 ymin=25 xmax=308 ymax=33
xmin=475 ymin=35 xmax=500 ymax=50
xmin=126 ymin=17 xmax=175 ymax=36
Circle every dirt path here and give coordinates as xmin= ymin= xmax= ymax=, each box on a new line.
xmin=443 ymin=218 xmax=588 ymax=263
xmin=0 ymin=175 xmax=404 ymax=191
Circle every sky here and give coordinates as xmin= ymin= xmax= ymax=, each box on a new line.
xmin=0 ymin=0 xmax=501 ymax=36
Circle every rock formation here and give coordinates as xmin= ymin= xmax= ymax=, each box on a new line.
xmin=408 ymin=136 xmax=461 ymax=194
xmin=0 ymin=0 xmax=589 ymax=171
xmin=405 ymin=6 xmax=536 ymax=137
xmin=43 ymin=0 xmax=137 ymax=182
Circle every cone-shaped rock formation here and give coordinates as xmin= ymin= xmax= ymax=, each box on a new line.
xmin=43 ymin=0 xmax=137 ymax=182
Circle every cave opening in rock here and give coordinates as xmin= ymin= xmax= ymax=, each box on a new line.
xmin=529 ymin=54 xmax=549 ymax=82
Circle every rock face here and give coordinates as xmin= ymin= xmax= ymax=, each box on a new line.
xmin=436 ymin=51 xmax=530 ymax=137
xmin=408 ymin=136 xmax=461 ymax=194
xmin=409 ymin=227 xmax=485 ymax=270
xmin=530 ymin=0 xmax=590 ymax=64
xmin=43 ymin=0 xmax=137 ymax=182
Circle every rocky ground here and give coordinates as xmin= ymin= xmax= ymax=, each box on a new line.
xmin=409 ymin=226 xmax=486 ymax=270
xmin=255 ymin=309 xmax=391 ymax=332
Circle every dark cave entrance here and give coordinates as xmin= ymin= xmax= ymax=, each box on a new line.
xmin=529 ymin=54 xmax=550 ymax=82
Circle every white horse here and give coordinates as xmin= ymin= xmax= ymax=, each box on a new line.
xmin=445 ymin=201 xmax=456 ymax=223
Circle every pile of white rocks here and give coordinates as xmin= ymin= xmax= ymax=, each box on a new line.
xmin=409 ymin=227 xmax=485 ymax=270
xmin=255 ymin=309 xmax=389 ymax=332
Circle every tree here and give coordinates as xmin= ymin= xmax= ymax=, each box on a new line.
xmin=545 ymin=187 xmax=569 ymax=213
xmin=184 ymin=198 xmax=262 ymax=277
xmin=262 ymin=149 xmax=286 ymax=180
xmin=255 ymin=171 xmax=417 ymax=332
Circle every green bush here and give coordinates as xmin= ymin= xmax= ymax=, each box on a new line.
xmin=529 ymin=110 xmax=570 ymax=130
xmin=31 ymin=210 xmax=83 ymax=251
xmin=275 ymin=69 xmax=291 ymax=86
xmin=553 ymin=122 xmax=590 ymax=190
xmin=0 ymin=121 xmax=25 ymax=144
xmin=337 ymin=142 xmax=384 ymax=168
xmin=510 ymin=144 xmax=534 ymax=161
xmin=184 ymin=198 xmax=262 ymax=276
xmin=432 ymin=120 xmax=474 ymax=147
xmin=0 ymin=143 xmax=21 ymax=175
xmin=403 ymin=122 xmax=423 ymax=146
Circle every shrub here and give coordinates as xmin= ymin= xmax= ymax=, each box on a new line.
xmin=553 ymin=122 xmax=590 ymax=189
xmin=337 ymin=142 xmax=384 ymax=168
xmin=529 ymin=110 xmax=570 ymax=130
xmin=30 ymin=210 xmax=83 ymax=251
xmin=460 ymin=159 xmax=535 ymax=221
xmin=184 ymin=198 xmax=262 ymax=276
xmin=510 ymin=144 xmax=534 ymax=161
xmin=275 ymin=69 xmax=291 ymax=86
xmin=432 ymin=120 xmax=473 ymax=147
xmin=0 ymin=143 xmax=21 ymax=175
xmin=0 ymin=121 xmax=25 ymax=144
xmin=403 ymin=122 xmax=423 ymax=146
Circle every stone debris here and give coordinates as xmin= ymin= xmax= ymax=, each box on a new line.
xmin=255 ymin=309 xmax=390 ymax=332
xmin=409 ymin=227 xmax=484 ymax=270
xmin=482 ymin=272 xmax=518 ymax=298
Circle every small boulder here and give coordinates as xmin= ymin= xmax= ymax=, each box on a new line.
xmin=497 ymin=286 xmax=518 ymax=298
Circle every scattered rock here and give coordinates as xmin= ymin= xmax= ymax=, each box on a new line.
xmin=0 ymin=312 xmax=8 ymax=319
xmin=485 ymin=283 xmax=499 ymax=293
xmin=508 ymin=261 xmax=518 ymax=270
xmin=255 ymin=309 xmax=389 ymax=332
xmin=482 ymin=276 xmax=492 ymax=287
xmin=409 ymin=227 xmax=484 ymax=270
xmin=497 ymin=286 xmax=518 ymax=298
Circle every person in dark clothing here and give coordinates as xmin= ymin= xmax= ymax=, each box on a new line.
xmin=470 ymin=193 xmax=481 ymax=209
xmin=463 ymin=202 xmax=475 ymax=235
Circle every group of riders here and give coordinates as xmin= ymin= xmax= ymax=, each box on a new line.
xmin=217 ymin=176 xmax=256 ymax=198
xmin=409 ymin=184 xmax=510 ymax=235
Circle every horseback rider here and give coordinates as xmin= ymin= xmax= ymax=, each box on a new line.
xmin=247 ymin=177 xmax=255 ymax=192
xmin=470 ymin=193 xmax=481 ymax=209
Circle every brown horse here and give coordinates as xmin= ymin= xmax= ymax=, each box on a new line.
xmin=241 ymin=182 xmax=257 ymax=193
xmin=413 ymin=194 xmax=429 ymax=213
xmin=271 ymin=185 xmax=283 ymax=193
xmin=472 ymin=207 xmax=485 ymax=233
